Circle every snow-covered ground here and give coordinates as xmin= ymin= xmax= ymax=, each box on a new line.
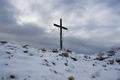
xmin=0 ymin=41 xmax=120 ymax=80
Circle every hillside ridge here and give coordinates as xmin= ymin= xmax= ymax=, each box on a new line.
xmin=0 ymin=41 xmax=120 ymax=80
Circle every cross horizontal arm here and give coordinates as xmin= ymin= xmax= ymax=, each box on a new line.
xmin=54 ymin=24 xmax=68 ymax=30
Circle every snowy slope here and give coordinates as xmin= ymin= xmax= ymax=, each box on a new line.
xmin=0 ymin=41 xmax=120 ymax=80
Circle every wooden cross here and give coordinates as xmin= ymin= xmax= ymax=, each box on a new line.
xmin=54 ymin=18 xmax=68 ymax=50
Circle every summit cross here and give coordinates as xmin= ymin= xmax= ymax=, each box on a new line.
xmin=54 ymin=18 xmax=68 ymax=50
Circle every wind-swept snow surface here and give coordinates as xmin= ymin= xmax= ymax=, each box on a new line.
xmin=0 ymin=41 xmax=120 ymax=80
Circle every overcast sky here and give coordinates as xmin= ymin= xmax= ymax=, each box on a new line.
xmin=0 ymin=0 xmax=120 ymax=54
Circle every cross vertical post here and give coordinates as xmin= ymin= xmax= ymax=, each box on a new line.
xmin=54 ymin=18 xmax=68 ymax=50
xmin=60 ymin=19 xmax=62 ymax=50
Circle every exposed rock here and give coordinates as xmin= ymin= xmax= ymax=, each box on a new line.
xmin=52 ymin=49 xmax=59 ymax=53
xmin=9 ymin=74 xmax=15 ymax=79
xmin=70 ymin=57 xmax=77 ymax=61
xmin=0 ymin=41 xmax=8 ymax=44
xmin=68 ymin=76 xmax=75 ymax=80
xmin=22 ymin=45 xmax=29 ymax=49
xmin=59 ymin=53 xmax=69 ymax=57
xmin=41 ymin=48 xmax=46 ymax=52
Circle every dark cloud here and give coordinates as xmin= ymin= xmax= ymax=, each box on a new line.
xmin=64 ymin=36 xmax=108 ymax=54
xmin=0 ymin=0 xmax=16 ymax=25
xmin=0 ymin=0 xmax=55 ymax=48
xmin=95 ymin=0 xmax=120 ymax=14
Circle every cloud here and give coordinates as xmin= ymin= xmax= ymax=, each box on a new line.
xmin=0 ymin=0 xmax=16 ymax=25
xmin=0 ymin=0 xmax=120 ymax=54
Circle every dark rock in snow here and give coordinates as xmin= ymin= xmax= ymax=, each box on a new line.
xmin=6 ymin=52 xmax=11 ymax=55
xmin=102 ymin=65 xmax=106 ymax=67
xmin=22 ymin=45 xmax=29 ymax=49
xmin=52 ymin=62 xmax=56 ymax=65
xmin=44 ymin=59 xmax=48 ymax=63
xmin=0 ymin=41 xmax=8 ymax=44
xmin=108 ymin=60 xmax=114 ymax=65
xmin=64 ymin=63 xmax=68 ymax=66
xmin=4 ymin=63 xmax=8 ymax=66
xmin=9 ymin=74 xmax=15 ymax=79
xmin=41 ymin=48 xmax=46 ymax=52
xmin=91 ymin=75 xmax=96 ymax=78
xmin=23 ymin=50 xmax=28 ymax=53
xmin=66 ymin=49 xmax=72 ymax=53
xmin=94 ymin=57 xmax=106 ymax=61
xmin=68 ymin=76 xmax=75 ymax=80
xmin=29 ymin=53 xmax=34 ymax=56
xmin=59 ymin=53 xmax=69 ymax=57
xmin=11 ymin=55 xmax=14 ymax=57
xmin=93 ymin=64 xmax=96 ymax=66
xmin=116 ymin=59 xmax=120 ymax=64
xmin=107 ymin=50 xmax=115 ymax=56
xmin=52 ymin=49 xmax=59 ymax=53
xmin=70 ymin=57 xmax=77 ymax=61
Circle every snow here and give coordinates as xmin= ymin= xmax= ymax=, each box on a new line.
xmin=0 ymin=41 xmax=120 ymax=80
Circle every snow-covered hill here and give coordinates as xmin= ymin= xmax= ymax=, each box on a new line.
xmin=0 ymin=41 xmax=120 ymax=80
